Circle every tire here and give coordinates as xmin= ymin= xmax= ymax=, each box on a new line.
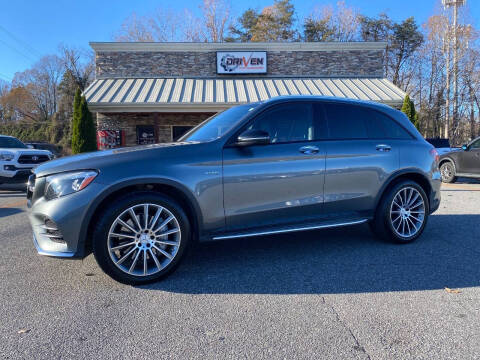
xmin=92 ymin=191 xmax=191 ymax=285
xmin=440 ymin=161 xmax=457 ymax=183
xmin=370 ymin=180 xmax=429 ymax=244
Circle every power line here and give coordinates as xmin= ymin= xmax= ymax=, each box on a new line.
xmin=0 ymin=37 xmax=37 ymax=62
xmin=0 ymin=72 xmax=13 ymax=82
xmin=0 ymin=25 xmax=42 ymax=58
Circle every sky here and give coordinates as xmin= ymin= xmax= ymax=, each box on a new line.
xmin=0 ymin=0 xmax=479 ymax=82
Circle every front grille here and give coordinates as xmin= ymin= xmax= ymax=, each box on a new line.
xmin=41 ymin=218 xmax=65 ymax=244
xmin=18 ymin=154 xmax=50 ymax=164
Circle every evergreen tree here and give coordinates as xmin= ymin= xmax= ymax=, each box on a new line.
xmin=401 ymin=94 xmax=420 ymax=130
xmin=71 ymin=89 xmax=97 ymax=154
xmin=228 ymin=0 xmax=297 ymax=42
xmin=226 ymin=9 xmax=259 ymax=42
xmin=71 ymin=88 xmax=82 ymax=153
xmin=303 ymin=17 xmax=335 ymax=42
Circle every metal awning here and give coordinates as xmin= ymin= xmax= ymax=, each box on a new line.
xmin=85 ymin=77 xmax=406 ymax=112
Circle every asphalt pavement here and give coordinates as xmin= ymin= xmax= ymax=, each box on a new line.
xmin=1 ymin=180 xmax=479 ymax=359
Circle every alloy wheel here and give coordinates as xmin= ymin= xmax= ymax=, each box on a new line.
xmin=441 ymin=163 xmax=453 ymax=182
xmin=107 ymin=203 xmax=181 ymax=276
xmin=389 ymin=187 xmax=426 ymax=239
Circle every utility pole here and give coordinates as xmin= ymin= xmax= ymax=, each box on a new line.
xmin=443 ymin=0 xmax=466 ymax=141
xmin=444 ymin=28 xmax=450 ymax=139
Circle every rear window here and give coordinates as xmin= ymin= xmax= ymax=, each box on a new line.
xmin=323 ymin=103 xmax=412 ymax=140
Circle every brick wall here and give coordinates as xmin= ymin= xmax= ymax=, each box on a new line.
xmin=95 ymin=50 xmax=384 ymax=79
xmin=97 ymin=112 xmax=213 ymax=145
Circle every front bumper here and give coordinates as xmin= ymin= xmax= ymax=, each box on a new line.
xmin=32 ymin=233 xmax=75 ymax=258
xmin=28 ymin=179 xmax=105 ymax=258
xmin=429 ymin=170 xmax=442 ymax=214
xmin=0 ymin=169 xmax=32 ymax=183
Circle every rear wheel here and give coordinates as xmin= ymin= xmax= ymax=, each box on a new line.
xmin=440 ymin=161 xmax=457 ymax=183
xmin=92 ymin=192 xmax=190 ymax=285
xmin=370 ymin=180 xmax=429 ymax=243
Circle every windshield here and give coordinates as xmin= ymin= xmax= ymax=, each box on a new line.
xmin=179 ymin=104 xmax=258 ymax=142
xmin=0 ymin=137 xmax=27 ymax=149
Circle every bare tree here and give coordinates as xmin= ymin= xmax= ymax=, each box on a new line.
xmin=149 ymin=8 xmax=183 ymax=42
xmin=115 ymin=12 xmax=155 ymax=42
xmin=201 ymin=0 xmax=231 ymax=42
xmin=59 ymin=45 xmax=94 ymax=91
xmin=12 ymin=55 xmax=63 ymax=122
xmin=114 ymin=0 xmax=231 ymax=43
xmin=304 ymin=1 xmax=359 ymax=42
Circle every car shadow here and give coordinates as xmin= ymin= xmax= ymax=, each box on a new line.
xmin=0 ymin=208 xmax=24 ymax=218
xmin=454 ymin=177 xmax=480 ymax=184
xmin=141 ymin=214 xmax=480 ymax=294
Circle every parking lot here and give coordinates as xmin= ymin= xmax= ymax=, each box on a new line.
xmin=1 ymin=181 xmax=479 ymax=359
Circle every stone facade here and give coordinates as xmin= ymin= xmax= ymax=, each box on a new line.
xmin=95 ymin=50 xmax=384 ymax=79
xmin=91 ymin=42 xmax=388 ymax=146
xmin=97 ymin=113 xmax=212 ymax=145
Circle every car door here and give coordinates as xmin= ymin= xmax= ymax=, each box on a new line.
xmin=321 ymin=103 xmax=406 ymax=219
xmin=222 ymin=102 xmax=327 ymax=231
xmin=457 ymin=138 xmax=480 ymax=174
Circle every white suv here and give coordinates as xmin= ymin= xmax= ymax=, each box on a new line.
xmin=0 ymin=135 xmax=53 ymax=185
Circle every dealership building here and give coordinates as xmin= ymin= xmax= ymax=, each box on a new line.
xmin=84 ymin=42 xmax=406 ymax=148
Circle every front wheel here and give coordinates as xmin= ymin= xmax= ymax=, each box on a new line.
xmin=370 ymin=181 xmax=429 ymax=243
xmin=440 ymin=162 xmax=457 ymax=183
xmin=92 ymin=192 xmax=190 ymax=285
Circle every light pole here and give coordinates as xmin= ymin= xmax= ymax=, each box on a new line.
xmin=442 ymin=0 xmax=466 ymax=140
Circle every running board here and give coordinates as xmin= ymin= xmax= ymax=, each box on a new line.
xmin=212 ymin=219 xmax=368 ymax=240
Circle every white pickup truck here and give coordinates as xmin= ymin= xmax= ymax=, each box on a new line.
xmin=0 ymin=135 xmax=53 ymax=185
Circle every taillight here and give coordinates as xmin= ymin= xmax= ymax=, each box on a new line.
xmin=430 ymin=148 xmax=439 ymax=163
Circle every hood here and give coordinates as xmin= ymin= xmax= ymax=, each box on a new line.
xmin=33 ymin=141 xmax=198 ymax=177
xmin=1 ymin=148 xmax=52 ymax=155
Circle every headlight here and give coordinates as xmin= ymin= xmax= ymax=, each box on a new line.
xmin=0 ymin=151 xmax=14 ymax=161
xmin=44 ymin=171 xmax=98 ymax=200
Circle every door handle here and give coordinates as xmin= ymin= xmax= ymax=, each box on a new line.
xmin=299 ymin=145 xmax=320 ymax=155
xmin=376 ymin=144 xmax=391 ymax=152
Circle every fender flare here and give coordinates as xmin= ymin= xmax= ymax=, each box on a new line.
xmin=77 ymin=176 xmax=203 ymax=256
xmin=439 ymin=156 xmax=457 ymax=172
xmin=373 ymin=168 xmax=432 ymax=210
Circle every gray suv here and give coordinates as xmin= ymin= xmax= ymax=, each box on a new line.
xmin=27 ymin=96 xmax=441 ymax=284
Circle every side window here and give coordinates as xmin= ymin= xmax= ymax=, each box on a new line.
xmin=324 ymin=103 xmax=368 ymax=139
xmin=250 ymin=103 xmax=314 ymax=143
xmin=377 ymin=113 xmax=413 ymax=140
xmin=324 ymin=103 xmax=412 ymax=140
xmin=470 ymin=139 xmax=480 ymax=149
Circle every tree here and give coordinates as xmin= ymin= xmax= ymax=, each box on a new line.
xmin=227 ymin=9 xmax=259 ymax=42
xmin=114 ymin=0 xmax=231 ymax=43
xmin=303 ymin=15 xmax=335 ymax=42
xmin=250 ymin=0 xmax=297 ymax=42
xmin=11 ymin=55 xmax=63 ymax=122
xmin=71 ymin=89 xmax=96 ymax=154
xmin=358 ymin=13 xmax=392 ymax=42
xmin=401 ymin=94 xmax=420 ymax=130
xmin=303 ymin=1 xmax=359 ymax=42
xmin=201 ymin=0 xmax=230 ymax=42
xmin=390 ymin=17 xmax=424 ymax=87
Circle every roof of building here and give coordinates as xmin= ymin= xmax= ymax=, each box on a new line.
xmin=84 ymin=77 xmax=406 ymax=113
xmin=89 ymin=41 xmax=387 ymax=53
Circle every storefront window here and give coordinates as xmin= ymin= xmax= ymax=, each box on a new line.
xmin=136 ymin=125 xmax=156 ymax=145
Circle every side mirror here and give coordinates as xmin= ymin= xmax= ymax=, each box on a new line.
xmin=462 ymin=144 xmax=468 ymax=151
xmin=236 ymin=129 xmax=270 ymax=146
xmin=26 ymin=144 xmax=34 ymax=149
